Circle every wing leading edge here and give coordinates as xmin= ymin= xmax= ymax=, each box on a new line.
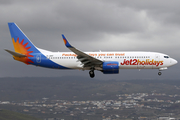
xmin=62 ymin=34 xmax=103 ymax=68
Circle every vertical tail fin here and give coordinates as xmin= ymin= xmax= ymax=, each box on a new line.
xmin=8 ymin=23 xmax=40 ymax=64
xmin=8 ymin=23 xmax=40 ymax=53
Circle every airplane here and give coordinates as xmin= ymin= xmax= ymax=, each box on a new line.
xmin=5 ymin=23 xmax=178 ymax=78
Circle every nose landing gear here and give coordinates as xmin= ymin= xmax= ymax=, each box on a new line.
xmin=158 ymin=72 xmax=162 ymax=76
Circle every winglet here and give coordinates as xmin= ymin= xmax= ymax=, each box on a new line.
xmin=62 ymin=34 xmax=73 ymax=48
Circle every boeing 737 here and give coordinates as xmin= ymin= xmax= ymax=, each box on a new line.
xmin=5 ymin=23 xmax=178 ymax=78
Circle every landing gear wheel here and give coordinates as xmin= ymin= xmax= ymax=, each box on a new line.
xmin=158 ymin=72 xmax=162 ymax=76
xmin=89 ymin=70 xmax=95 ymax=78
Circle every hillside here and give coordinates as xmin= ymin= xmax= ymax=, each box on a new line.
xmin=0 ymin=77 xmax=180 ymax=101
xmin=0 ymin=109 xmax=41 ymax=120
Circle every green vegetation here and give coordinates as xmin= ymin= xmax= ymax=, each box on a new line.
xmin=0 ymin=109 xmax=41 ymax=120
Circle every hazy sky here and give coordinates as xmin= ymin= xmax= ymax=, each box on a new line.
xmin=1 ymin=0 xmax=179 ymax=80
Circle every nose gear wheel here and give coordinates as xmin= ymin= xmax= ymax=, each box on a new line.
xmin=158 ymin=72 xmax=162 ymax=76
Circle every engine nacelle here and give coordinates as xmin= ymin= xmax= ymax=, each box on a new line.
xmin=102 ymin=61 xmax=119 ymax=74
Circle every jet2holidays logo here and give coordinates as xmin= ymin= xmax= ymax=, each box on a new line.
xmin=121 ymin=59 xmax=163 ymax=67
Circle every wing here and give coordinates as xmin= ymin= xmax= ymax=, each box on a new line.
xmin=62 ymin=34 xmax=103 ymax=68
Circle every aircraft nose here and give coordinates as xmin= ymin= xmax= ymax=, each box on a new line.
xmin=171 ymin=58 xmax=178 ymax=65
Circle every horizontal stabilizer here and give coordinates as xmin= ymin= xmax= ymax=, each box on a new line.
xmin=4 ymin=49 xmax=27 ymax=57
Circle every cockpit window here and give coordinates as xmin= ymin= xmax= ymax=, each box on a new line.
xmin=164 ymin=56 xmax=169 ymax=58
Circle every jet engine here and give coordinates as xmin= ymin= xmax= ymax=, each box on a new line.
xmin=102 ymin=61 xmax=119 ymax=74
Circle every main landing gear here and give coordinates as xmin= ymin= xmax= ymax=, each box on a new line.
xmin=158 ymin=71 xmax=162 ymax=76
xmin=89 ymin=67 xmax=95 ymax=78
xmin=89 ymin=70 xmax=95 ymax=78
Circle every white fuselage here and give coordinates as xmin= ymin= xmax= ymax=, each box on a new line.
xmin=40 ymin=50 xmax=177 ymax=71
